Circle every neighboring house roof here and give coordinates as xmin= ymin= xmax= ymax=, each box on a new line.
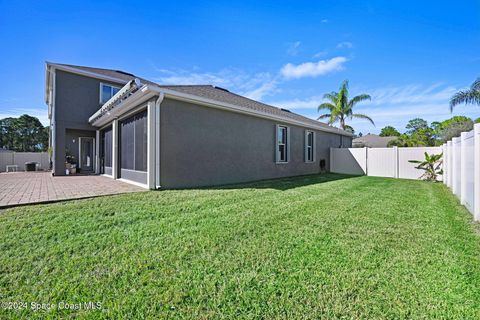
xmin=46 ymin=62 xmax=352 ymax=136
xmin=352 ymin=134 xmax=397 ymax=148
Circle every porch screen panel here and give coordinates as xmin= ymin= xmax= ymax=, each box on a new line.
xmin=120 ymin=115 xmax=135 ymax=170
xmin=103 ymin=127 xmax=112 ymax=167
xmin=120 ymin=110 xmax=147 ymax=172
xmin=134 ymin=111 xmax=147 ymax=172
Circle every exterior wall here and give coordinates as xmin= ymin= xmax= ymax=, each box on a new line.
xmin=160 ymin=98 xmax=351 ymax=188
xmin=52 ymin=70 xmax=123 ymax=175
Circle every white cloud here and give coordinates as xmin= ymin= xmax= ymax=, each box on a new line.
xmin=153 ymin=68 xmax=279 ymax=100
xmin=280 ymin=57 xmax=347 ymax=79
xmin=286 ymin=41 xmax=301 ymax=56
xmin=321 ymin=19 xmax=329 ymax=23
xmin=269 ymin=96 xmax=324 ymax=110
xmin=153 ymin=55 xmax=348 ymax=101
xmin=368 ymin=84 xmax=456 ymax=105
xmin=313 ymin=51 xmax=328 ymax=58
xmin=336 ymin=41 xmax=353 ymax=49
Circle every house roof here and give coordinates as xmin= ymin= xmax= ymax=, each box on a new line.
xmin=47 ymin=62 xmax=351 ymax=136
xmin=352 ymin=134 xmax=397 ymax=148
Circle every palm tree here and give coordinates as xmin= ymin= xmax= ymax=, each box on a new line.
xmin=450 ymin=78 xmax=480 ymax=111
xmin=317 ymin=80 xmax=374 ymax=131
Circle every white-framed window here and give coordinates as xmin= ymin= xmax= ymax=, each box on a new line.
xmin=100 ymin=83 xmax=121 ymax=104
xmin=276 ymin=125 xmax=290 ymax=163
xmin=305 ymin=130 xmax=315 ymax=162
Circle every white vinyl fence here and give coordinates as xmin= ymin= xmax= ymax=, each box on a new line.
xmin=443 ymin=124 xmax=480 ymax=221
xmin=330 ymin=146 xmax=443 ymax=180
xmin=0 ymin=151 xmax=49 ymax=172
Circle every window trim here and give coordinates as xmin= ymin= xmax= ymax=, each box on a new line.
xmin=99 ymin=82 xmax=121 ymax=104
xmin=275 ymin=124 xmax=290 ymax=164
xmin=304 ymin=130 xmax=316 ymax=163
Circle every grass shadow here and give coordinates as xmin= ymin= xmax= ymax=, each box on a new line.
xmin=203 ymin=173 xmax=361 ymax=191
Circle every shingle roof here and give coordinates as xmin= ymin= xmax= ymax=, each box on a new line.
xmin=52 ymin=63 xmax=350 ymax=135
xmin=352 ymin=134 xmax=396 ymax=148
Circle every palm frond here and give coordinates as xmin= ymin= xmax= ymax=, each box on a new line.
xmin=450 ymin=90 xmax=480 ymax=111
xmin=348 ymin=94 xmax=371 ymax=108
xmin=471 ymin=77 xmax=480 ymax=91
xmin=317 ymin=113 xmax=332 ymax=120
xmin=317 ymin=102 xmax=336 ymax=112
xmin=323 ymin=92 xmax=339 ymax=104
xmin=351 ymin=113 xmax=375 ymax=126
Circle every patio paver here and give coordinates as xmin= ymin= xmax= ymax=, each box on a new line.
xmin=0 ymin=172 xmax=146 ymax=208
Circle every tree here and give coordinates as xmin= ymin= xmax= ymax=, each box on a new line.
xmin=404 ymin=118 xmax=434 ymax=146
xmin=450 ymin=78 xmax=480 ymax=111
xmin=0 ymin=114 xmax=48 ymax=152
xmin=317 ymin=80 xmax=374 ymax=130
xmin=405 ymin=118 xmax=429 ymax=134
xmin=434 ymin=116 xmax=473 ymax=142
xmin=388 ymin=134 xmax=424 ymax=147
xmin=379 ymin=126 xmax=400 ymax=137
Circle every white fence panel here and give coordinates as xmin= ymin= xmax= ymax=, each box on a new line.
xmin=331 ymin=146 xmax=443 ymax=180
xmin=367 ymin=148 xmax=395 ymax=177
xmin=452 ymin=137 xmax=462 ymax=197
xmin=447 ymin=141 xmax=453 ymax=188
xmin=0 ymin=152 xmax=49 ymax=172
xmin=461 ymin=131 xmax=474 ymax=212
xmin=330 ymin=148 xmax=366 ymax=175
xmin=398 ymin=147 xmax=443 ymax=180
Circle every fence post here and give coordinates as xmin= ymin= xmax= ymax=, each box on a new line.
xmin=393 ymin=146 xmax=399 ymax=178
xmin=474 ymin=123 xmax=480 ymax=221
xmin=442 ymin=143 xmax=447 ymax=185
xmin=452 ymin=137 xmax=460 ymax=195
xmin=447 ymin=141 xmax=453 ymax=188
xmin=460 ymin=132 xmax=467 ymax=205
xmin=365 ymin=147 xmax=369 ymax=176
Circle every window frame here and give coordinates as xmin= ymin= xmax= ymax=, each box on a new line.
xmin=99 ymin=83 xmax=121 ymax=104
xmin=275 ymin=124 xmax=290 ymax=164
xmin=304 ymin=130 xmax=316 ymax=163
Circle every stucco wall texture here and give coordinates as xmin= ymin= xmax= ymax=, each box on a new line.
xmin=160 ymin=98 xmax=351 ymax=188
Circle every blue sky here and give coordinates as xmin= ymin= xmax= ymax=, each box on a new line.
xmin=0 ymin=0 xmax=479 ymax=134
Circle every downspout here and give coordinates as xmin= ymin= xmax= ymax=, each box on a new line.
xmin=155 ymin=93 xmax=164 ymax=189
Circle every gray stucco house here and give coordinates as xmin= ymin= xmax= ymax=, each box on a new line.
xmin=45 ymin=62 xmax=352 ymax=189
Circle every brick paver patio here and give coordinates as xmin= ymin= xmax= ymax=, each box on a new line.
xmin=0 ymin=172 xmax=146 ymax=208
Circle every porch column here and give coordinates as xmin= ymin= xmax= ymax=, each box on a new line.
xmin=147 ymin=100 xmax=156 ymax=189
xmin=95 ymin=130 xmax=100 ymax=174
xmin=112 ymin=119 xmax=119 ymax=179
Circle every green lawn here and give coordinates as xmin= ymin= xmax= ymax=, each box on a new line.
xmin=1 ymin=174 xmax=480 ymax=319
